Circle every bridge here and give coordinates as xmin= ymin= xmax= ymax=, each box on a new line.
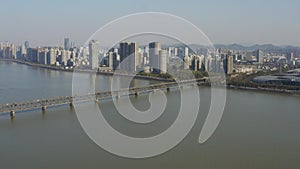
xmin=0 ymin=79 xmax=206 ymax=118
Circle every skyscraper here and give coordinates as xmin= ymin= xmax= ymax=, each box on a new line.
xmin=149 ymin=42 xmax=161 ymax=72
xmin=119 ymin=42 xmax=137 ymax=72
xmin=64 ymin=38 xmax=70 ymax=51
xmin=191 ymin=55 xmax=202 ymax=71
xmin=24 ymin=41 xmax=30 ymax=49
xmin=89 ymin=40 xmax=99 ymax=69
xmin=21 ymin=44 xmax=26 ymax=56
xmin=27 ymin=48 xmax=39 ymax=63
xmin=119 ymin=42 xmax=129 ymax=71
xmin=223 ymin=55 xmax=233 ymax=74
xmin=47 ymin=48 xmax=56 ymax=65
xmin=159 ymin=49 xmax=168 ymax=74
xmin=107 ymin=52 xmax=114 ymax=70
xmin=129 ymin=42 xmax=138 ymax=72
xmin=184 ymin=55 xmax=191 ymax=70
xmin=143 ymin=46 xmax=149 ymax=65
xmin=112 ymin=52 xmax=119 ymax=70
xmin=178 ymin=47 xmax=189 ymax=59
xmin=256 ymin=50 xmax=264 ymax=64
xmin=60 ymin=50 xmax=69 ymax=66
xmin=39 ymin=50 xmax=48 ymax=65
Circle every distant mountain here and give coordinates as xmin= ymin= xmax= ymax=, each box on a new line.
xmin=106 ymin=43 xmax=300 ymax=51
xmin=213 ymin=43 xmax=300 ymax=51
xmin=214 ymin=43 xmax=247 ymax=50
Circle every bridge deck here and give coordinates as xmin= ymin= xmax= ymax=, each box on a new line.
xmin=0 ymin=79 xmax=205 ymax=114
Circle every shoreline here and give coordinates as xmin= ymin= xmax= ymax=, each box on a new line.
xmin=1 ymin=58 xmax=300 ymax=96
xmin=227 ymin=85 xmax=300 ymax=96
xmin=0 ymin=58 xmax=174 ymax=82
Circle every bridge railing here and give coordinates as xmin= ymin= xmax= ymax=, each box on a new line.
xmin=0 ymin=79 xmax=206 ymax=114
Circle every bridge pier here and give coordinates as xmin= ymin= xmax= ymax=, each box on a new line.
xmin=69 ymin=101 xmax=74 ymax=107
xmin=10 ymin=111 xmax=15 ymax=119
xmin=42 ymin=106 xmax=46 ymax=111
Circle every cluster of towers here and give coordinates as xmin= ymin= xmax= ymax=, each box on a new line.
xmin=89 ymin=41 xmax=168 ymax=74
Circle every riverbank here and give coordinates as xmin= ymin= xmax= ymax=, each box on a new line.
xmin=2 ymin=58 xmax=300 ymax=96
xmin=227 ymin=85 xmax=300 ymax=96
xmin=227 ymin=71 xmax=300 ymax=95
xmin=0 ymin=58 xmax=174 ymax=82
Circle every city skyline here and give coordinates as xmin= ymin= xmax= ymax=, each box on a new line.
xmin=3 ymin=38 xmax=298 ymax=78
xmin=1 ymin=0 xmax=300 ymax=46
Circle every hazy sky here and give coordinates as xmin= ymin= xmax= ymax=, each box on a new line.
xmin=1 ymin=0 xmax=300 ymax=46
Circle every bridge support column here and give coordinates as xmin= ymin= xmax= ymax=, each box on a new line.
xmin=113 ymin=92 xmax=120 ymax=99
xmin=42 ymin=106 xmax=46 ymax=111
xmin=10 ymin=111 xmax=15 ymax=119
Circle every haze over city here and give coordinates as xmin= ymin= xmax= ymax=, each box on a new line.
xmin=1 ymin=0 xmax=300 ymax=47
xmin=1 ymin=1 xmax=300 ymax=169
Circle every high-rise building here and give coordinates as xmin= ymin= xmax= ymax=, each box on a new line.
xmin=159 ymin=49 xmax=168 ymax=74
xmin=183 ymin=55 xmax=191 ymax=70
xmin=119 ymin=42 xmax=129 ymax=71
xmin=223 ymin=55 xmax=233 ymax=74
xmin=287 ymin=52 xmax=294 ymax=62
xmin=21 ymin=44 xmax=26 ymax=56
xmin=178 ymin=47 xmax=189 ymax=59
xmin=64 ymin=38 xmax=71 ymax=50
xmin=60 ymin=50 xmax=70 ymax=66
xmin=107 ymin=52 xmax=114 ymax=70
xmin=142 ymin=46 xmax=149 ymax=65
xmin=215 ymin=57 xmax=222 ymax=73
xmin=129 ymin=42 xmax=138 ymax=72
xmin=136 ymin=48 xmax=143 ymax=68
xmin=0 ymin=42 xmax=4 ymax=50
xmin=255 ymin=50 xmax=264 ymax=64
xmin=184 ymin=47 xmax=189 ymax=57
xmin=12 ymin=44 xmax=17 ymax=59
xmin=27 ymin=48 xmax=39 ymax=63
xmin=112 ymin=52 xmax=119 ymax=70
xmin=24 ymin=41 xmax=30 ymax=49
xmin=39 ymin=50 xmax=48 ymax=65
xmin=119 ymin=42 xmax=137 ymax=72
xmin=89 ymin=40 xmax=99 ymax=69
xmin=205 ymin=55 xmax=213 ymax=72
xmin=149 ymin=42 xmax=161 ymax=72
xmin=47 ymin=48 xmax=56 ymax=65
xmin=178 ymin=48 xmax=184 ymax=59
xmin=191 ymin=55 xmax=201 ymax=71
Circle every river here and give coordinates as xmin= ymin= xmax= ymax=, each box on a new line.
xmin=0 ymin=60 xmax=300 ymax=169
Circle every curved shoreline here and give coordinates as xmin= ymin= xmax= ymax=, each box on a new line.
xmin=0 ymin=58 xmax=174 ymax=82
xmin=1 ymin=58 xmax=300 ymax=96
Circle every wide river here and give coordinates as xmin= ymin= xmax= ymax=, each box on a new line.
xmin=0 ymin=60 xmax=300 ymax=169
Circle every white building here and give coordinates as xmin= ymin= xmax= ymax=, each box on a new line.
xmin=89 ymin=40 xmax=100 ymax=69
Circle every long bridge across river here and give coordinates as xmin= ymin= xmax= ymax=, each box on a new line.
xmin=0 ymin=79 xmax=206 ymax=118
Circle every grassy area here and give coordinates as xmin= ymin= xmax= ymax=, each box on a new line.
xmin=137 ymin=70 xmax=208 ymax=80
